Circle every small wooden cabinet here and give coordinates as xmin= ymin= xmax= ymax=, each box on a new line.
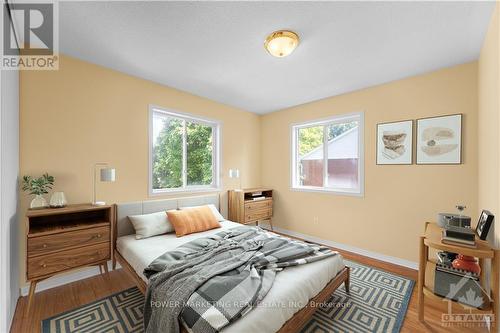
xmin=25 ymin=204 xmax=114 ymax=313
xmin=228 ymin=188 xmax=273 ymax=230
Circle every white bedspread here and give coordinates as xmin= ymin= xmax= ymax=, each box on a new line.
xmin=116 ymin=221 xmax=344 ymax=333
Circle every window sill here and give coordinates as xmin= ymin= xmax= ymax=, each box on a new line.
xmin=290 ymin=186 xmax=364 ymax=197
xmin=150 ymin=187 xmax=221 ymax=197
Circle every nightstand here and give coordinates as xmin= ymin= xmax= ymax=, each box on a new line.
xmin=25 ymin=204 xmax=114 ymax=314
xmin=228 ymin=188 xmax=273 ymax=230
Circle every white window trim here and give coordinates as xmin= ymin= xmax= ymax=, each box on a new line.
xmin=290 ymin=111 xmax=364 ymax=197
xmin=149 ymin=105 xmax=221 ymax=196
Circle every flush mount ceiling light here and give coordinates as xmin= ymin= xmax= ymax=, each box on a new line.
xmin=264 ymin=30 xmax=299 ymax=58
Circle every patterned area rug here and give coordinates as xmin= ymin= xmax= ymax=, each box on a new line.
xmin=301 ymin=260 xmax=414 ymax=333
xmin=41 ymin=288 xmax=144 ymax=333
xmin=41 ymin=260 xmax=414 ymax=333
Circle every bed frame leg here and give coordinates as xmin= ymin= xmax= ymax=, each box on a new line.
xmin=344 ymin=266 xmax=350 ymax=293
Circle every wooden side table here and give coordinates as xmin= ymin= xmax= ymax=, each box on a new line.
xmin=228 ymin=188 xmax=273 ymax=230
xmin=25 ymin=204 xmax=114 ymax=314
xmin=418 ymin=222 xmax=499 ymax=327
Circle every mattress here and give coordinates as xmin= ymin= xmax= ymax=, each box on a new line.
xmin=116 ymin=220 xmax=344 ymax=333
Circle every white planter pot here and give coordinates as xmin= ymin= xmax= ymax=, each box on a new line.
xmin=50 ymin=192 xmax=67 ymax=208
xmin=30 ymin=194 xmax=48 ymax=209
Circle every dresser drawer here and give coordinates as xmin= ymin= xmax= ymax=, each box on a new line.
xmin=28 ymin=226 xmax=110 ymax=257
xmin=27 ymin=243 xmax=110 ymax=280
xmin=245 ymin=208 xmax=272 ymax=223
xmin=245 ymin=200 xmax=272 ymax=212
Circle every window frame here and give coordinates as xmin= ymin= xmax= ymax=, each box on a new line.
xmin=290 ymin=111 xmax=364 ymax=196
xmin=149 ymin=105 xmax=221 ymax=196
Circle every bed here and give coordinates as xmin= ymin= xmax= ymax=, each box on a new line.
xmin=112 ymin=194 xmax=349 ymax=333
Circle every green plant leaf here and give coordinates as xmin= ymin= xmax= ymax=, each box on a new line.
xmin=21 ymin=173 xmax=55 ymax=196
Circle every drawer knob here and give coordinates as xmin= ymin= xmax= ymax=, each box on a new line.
xmin=97 ymin=234 xmax=102 ymax=238
xmin=41 ymin=264 xmax=46 ymax=268
xmin=42 ymin=244 xmax=47 ymax=248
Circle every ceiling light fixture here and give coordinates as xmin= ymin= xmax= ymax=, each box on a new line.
xmin=264 ymin=30 xmax=299 ymax=58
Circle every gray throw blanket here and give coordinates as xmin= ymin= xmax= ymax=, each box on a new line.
xmin=143 ymin=226 xmax=336 ymax=333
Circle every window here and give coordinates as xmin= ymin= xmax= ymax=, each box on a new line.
xmin=291 ymin=112 xmax=364 ymax=195
xmin=149 ymin=106 xmax=220 ymax=194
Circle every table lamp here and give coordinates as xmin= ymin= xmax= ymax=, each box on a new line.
xmin=93 ymin=163 xmax=116 ymax=205
xmin=229 ymin=168 xmax=241 ymax=190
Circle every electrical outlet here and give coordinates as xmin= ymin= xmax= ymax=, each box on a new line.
xmin=313 ymin=216 xmax=319 ymax=224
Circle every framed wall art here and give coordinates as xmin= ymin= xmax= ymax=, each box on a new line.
xmin=476 ymin=210 xmax=494 ymax=241
xmin=376 ymin=120 xmax=413 ymax=165
xmin=416 ymin=114 xmax=462 ymax=165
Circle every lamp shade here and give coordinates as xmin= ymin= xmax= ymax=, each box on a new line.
xmin=229 ymin=169 xmax=240 ymax=179
xmin=100 ymin=168 xmax=115 ymax=182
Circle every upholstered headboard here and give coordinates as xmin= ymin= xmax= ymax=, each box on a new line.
xmin=114 ymin=193 xmax=220 ymax=238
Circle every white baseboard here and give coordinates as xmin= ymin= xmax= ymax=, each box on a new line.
xmin=20 ymin=261 xmax=122 ymax=296
xmin=260 ymin=222 xmax=418 ymax=270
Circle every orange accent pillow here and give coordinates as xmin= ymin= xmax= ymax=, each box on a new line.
xmin=167 ymin=206 xmax=221 ymax=237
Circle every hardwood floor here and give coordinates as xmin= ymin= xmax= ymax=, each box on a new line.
xmin=10 ymin=249 xmax=489 ymax=333
xmin=10 ymin=268 xmax=135 ymax=333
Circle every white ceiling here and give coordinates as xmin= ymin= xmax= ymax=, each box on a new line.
xmin=58 ymin=1 xmax=495 ymax=114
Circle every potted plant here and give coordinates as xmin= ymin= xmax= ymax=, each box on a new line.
xmin=22 ymin=173 xmax=55 ymax=209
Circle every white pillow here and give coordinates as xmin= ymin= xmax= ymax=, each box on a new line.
xmin=128 ymin=211 xmax=174 ymax=239
xmin=180 ymin=204 xmax=225 ymax=222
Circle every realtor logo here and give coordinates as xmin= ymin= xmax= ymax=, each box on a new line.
xmin=2 ymin=1 xmax=58 ymax=70
xmin=441 ymin=275 xmax=494 ymax=329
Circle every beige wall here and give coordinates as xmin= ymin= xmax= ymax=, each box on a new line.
xmin=19 ymin=55 xmax=261 ymax=286
xmin=478 ymin=4 xmax=500 ymax=320
xmin=261 ymin=63 xmax=478 ymax=263
xmin=479 ymin=3 xmax=500 ymax=248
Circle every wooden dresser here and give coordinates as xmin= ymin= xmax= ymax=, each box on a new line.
xmin=228 ymin=188 xmax=273 ymax=230
xmin=25 ymin=204 xmax=114 ymax=313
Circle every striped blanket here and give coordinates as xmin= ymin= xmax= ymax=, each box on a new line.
xmin=143 ymin=226 xmax=336 ymax=333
